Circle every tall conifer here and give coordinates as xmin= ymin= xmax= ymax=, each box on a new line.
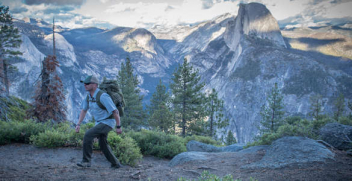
xmin=117 ymin=58 xmax=146 ymax=130
xmin=148 ymin=79 xmax=173 ymax=132
xmin=260 ymin=83 xmax=285 ymax=133
xmin=309 ymin=93 xmax=323 ymax=120
xmin=170 ymin=58 xmax=206 ymax=137
xmin=0 ymin=5 xmax=22 ymax=96
xmin=334 ymin=93 xmax=345 ymax=121
xmin=205 ymin=88 xmax=229 ymax=138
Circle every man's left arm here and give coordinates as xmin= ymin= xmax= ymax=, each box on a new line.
xmin=112 ymin=109 xmax=122 ymax=134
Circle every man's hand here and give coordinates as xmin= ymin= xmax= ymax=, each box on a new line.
xmin=116 ymin=128 xmax=122 ymax=134
xmin=75 ymin=125 xmax=80 ymax=133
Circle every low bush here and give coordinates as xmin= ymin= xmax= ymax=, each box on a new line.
xmin=108 ymin=132 xmax=142 ymax=166
xmin=338 ymin=116 xmax=352 ymax=126
xmin=177 ymin=171 xmax=257 ymax=181
xmin=127 ymin=129 xmax=186 ymax=158
xmin=184 ymin=135 xmax=222 ymax=147
xmin=246 ymin=119 xmax=318 ymax=147
xmin=0 ymin=119 xmax=47 ymax=145
xmin=311 ymin=115 xmax=334 ymax=131
xmin=30 ymin=129 xmax=69 ymax=148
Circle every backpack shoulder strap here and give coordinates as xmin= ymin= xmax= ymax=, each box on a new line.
xmin=96 ymin=90 xmax=106 ymax=110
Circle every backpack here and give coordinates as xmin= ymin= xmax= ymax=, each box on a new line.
xmin=87 ymin=78 xmax=125 ymax=117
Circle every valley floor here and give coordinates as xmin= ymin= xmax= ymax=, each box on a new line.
xmin=0 ymin=144 xmax=351 ymax=181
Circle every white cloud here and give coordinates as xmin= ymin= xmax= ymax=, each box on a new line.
xmin=100 ymin=0 xmax=238 ymax=28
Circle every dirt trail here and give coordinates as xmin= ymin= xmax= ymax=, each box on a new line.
xmin=0 ymin=144 xmax=352 ymax=181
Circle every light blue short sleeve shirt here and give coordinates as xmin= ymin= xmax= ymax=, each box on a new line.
xmin=81 ymin=88 xmax=117 ymax=129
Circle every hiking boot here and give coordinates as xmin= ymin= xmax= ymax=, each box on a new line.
xmin=111 ymin=163 xmax=123 ymax=169
xmin=77 ymin=161 xmax=91 ymax=168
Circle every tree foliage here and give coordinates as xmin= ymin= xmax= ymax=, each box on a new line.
xmin=260 ymin=83 xmax=285 ymax=133
xmin=30 ymin=55 xmax=66 ymax=122
xmin=309 ymin=93 xmax=323 ymax=120
xmin=226 ymin=130 xmax=237 ymax=145
xmin=204 ymin=88 xmax=229 ymax=138
xmin=334 ymin=93 xmax=345 ymax=121
xmin=0 ymin=5 xmax=22 ymax=96
xmin=170 ymin=58 xmax=206 ymax=137
xmin=117 ymin=57 xmax=146 ymax=130
xmin=148 ymin=79 xmax=174 ymax=133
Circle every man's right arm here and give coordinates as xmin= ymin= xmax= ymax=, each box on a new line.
xmin=75 ymin=110 xmax=87 ymax=133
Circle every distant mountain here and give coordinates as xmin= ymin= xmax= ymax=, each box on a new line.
xmin=179 ymin=2 xmax=352 ymax=142
xmin=9 ymin=3 xmax=352 ymax=143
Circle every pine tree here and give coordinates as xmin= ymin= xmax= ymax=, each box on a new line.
xmin=260 ymin=83 xmax=285 ymax=133
xmin=334 ymin=93 xmax=345 ymax=121
xmin=170 ymin=58 xmax=206 ymax=137
xmin=0 ymin=5 xmax=22 ymax=96
xmin=309 ymin=93 xmax=323 ymax=120
xmin=226 ymin=130 xmax=237 ymax=145
xmin=117 ymin=57 xmax=146 ymax=130
xmin=148 ymin=80 xmax=173 ymax=132
xmin=205 ymin=88 xmax=229 ymax=138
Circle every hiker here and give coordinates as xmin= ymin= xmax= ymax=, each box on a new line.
xmin=75 ymin=75 xmax=122 ymax=168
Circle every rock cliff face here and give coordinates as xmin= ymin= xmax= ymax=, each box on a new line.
xmin=184 ymin=3 xmax=352 ymax=143
xmin=224 ymin=3 xmax=286 ymax=51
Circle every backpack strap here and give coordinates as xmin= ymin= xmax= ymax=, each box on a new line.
xmin=96 ymin=90 xmax=114 ymax=119
xmin=96 ymin=90 xmax=106 ymax=110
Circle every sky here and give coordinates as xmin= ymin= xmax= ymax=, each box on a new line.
xmin=1 ymin=0 xmax=352 ymax=29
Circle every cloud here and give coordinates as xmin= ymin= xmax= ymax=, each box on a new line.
xmin=102 ymin=0 xmax=238 ymax=28
xmin=23 ymin=0 xmax=85 ymax=6
xmin=42 ymin=6 xmax=76 ymax=14
xmin=10 ymin=7 xmax=28 ymax=14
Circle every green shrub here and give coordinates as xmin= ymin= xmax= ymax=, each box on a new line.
xmin=311 ymin=115 xmax=335 ymax=130
xmin=108 ymin=133 xmax=142 ymax=166
xmin=30 ymin=130 xmax=69 ymax=148
xmin=184 ymin=135 xmax=222 ymax=146
xmin=127 ymin=129 xmax=186 ymax=158
xmin=0 ymin=96 xmax=31 ymax=122
xmin=338 ymin=116 xmax=352 ymax=126
xmin=0 ymin=119 xmax=47 ymax=145
xmin=284 ymin=116 xmax=302 ymax=125
xmin=177 ymin=171 xmax=256 ymax=181
xmin=245 ymin=119 xmax=318 ymax=148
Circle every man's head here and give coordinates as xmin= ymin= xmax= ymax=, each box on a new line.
xmin=81 ymin=75 xmax=99 ymax=91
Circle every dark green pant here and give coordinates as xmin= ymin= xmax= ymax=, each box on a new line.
xmin=82 ymin=123 xmax=119 ymax=165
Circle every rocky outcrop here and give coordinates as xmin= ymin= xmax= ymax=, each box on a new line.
xmin=243 ymin=137 xmax=335 ymax=169
xmin=169 ymin=152 xmax=209 ymax=167
xmin=186 ymin=141 xmax=221 ymax=152
xmin=186 ymin=141 xmax=244 ymax=152
xmin=224 ymin=3 xmax=286 ymax=51
xmin=319 ymin=123 xmax=352 ymax=150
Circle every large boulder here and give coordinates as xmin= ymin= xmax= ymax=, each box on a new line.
xmin=186 ymin=140 xmax=222 ymax=152
xmin=319 ymin=123 xmax=352 ymax=150
xmin=221 ymin=143 xmax=245 ymax=152
xmin=169 ymin=152 xmax=209 ymax=167
xmin=242 ymin=136 xmax=335 ymax=169
xmin=238 ymin=145 xmax=269 ymax=154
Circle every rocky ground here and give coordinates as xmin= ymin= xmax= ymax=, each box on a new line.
xmin=0 ymin=143 xmax=352 ymax=181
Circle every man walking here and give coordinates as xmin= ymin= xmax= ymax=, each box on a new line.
xmin=75 ymin=75 xmax=122 ymax=168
